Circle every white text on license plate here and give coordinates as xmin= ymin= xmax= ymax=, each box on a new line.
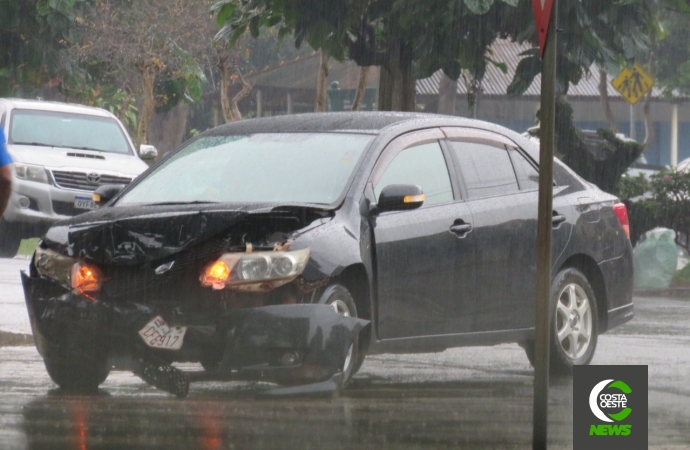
xmin=138 ymin=316 xmax=186 ymax=350
xmin=74 ymin=196 xmax=96 ymax=210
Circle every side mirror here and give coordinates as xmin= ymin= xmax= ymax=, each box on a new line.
xmin=92 ymin=184 xmax=126 ymax=207
xmin=139 ymin=144 xmax=158 ymax=161
xmin=376 ymin=184 xmax=425 ymax=213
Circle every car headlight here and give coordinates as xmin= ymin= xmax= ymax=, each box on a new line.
xmin=34 ymin=247 xmax=103 ymax=296
xmin=14 ymin=163 xmax=50 ymax=184
xmin=200 ymin=248 xmax=310 ymax=292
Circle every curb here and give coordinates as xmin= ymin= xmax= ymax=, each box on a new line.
xmin=634 ymin=288 xmax=690 ymax=299
xmin=0 ymin=331 xmax=34 ymax=347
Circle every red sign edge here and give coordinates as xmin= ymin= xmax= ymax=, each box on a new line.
xmin=532 ymin=0 xmax=554 ymax=58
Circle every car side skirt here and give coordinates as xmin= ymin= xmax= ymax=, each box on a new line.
xmin=367 ymin=328 xmax=534 ymax=355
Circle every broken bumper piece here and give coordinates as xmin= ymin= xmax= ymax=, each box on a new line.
xmin=21 ymin=272 xmax=368 ymax=397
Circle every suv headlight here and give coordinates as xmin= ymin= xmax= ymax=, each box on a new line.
xmin=200 ymin=248 xmax=310 ymax=292
xmin=14 ymin=163 xmax=50 ymax=184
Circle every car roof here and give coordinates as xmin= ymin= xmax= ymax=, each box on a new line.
xmin=0 ymin=98 xmax=113 ymax=118
xmin=205 ymin=111 xmax=527 ymax=138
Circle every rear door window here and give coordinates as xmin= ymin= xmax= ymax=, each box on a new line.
xmin=447 ymin=141 xmax=518 ymax=199
xmin=510 ymin=150 xmax=540 ymax=191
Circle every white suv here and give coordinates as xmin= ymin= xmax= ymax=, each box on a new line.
xmin=0 ymin=98 xmax=156 ymax=256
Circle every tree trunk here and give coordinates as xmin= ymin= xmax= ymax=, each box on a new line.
xmin=598 ymin=69 xmax=618 ymax=133
xmin=351 ymin=66 xmax=371 ymax=111
xmin=148 ymin=102 xmax=189 ymax=157
xmin=643 ymin=90 xmax=654 ymax=147
xmin=378 ymin=39 xmax=415 ymax=112
xmin=437 ymin=73 xmax=457 ymax=115
xmin=643 ymin=52 xmax=656 ymax=147
xmin=136 ymin=65 xmax=158 ymax=149
xmin=315 ymin=50 xmax=330 ymax=112
xmin=219 ymin=57 xmax=234 ymax=123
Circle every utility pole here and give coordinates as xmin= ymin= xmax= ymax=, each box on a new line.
xmin=532 ymin=0 xmax=558 ymax=448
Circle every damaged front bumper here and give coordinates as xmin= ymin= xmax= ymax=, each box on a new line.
xmin=21 ymin=272 xmax=368 ymax=397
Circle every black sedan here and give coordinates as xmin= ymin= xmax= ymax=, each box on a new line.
xmin=22 ymin=112 xmax=634 ymax=397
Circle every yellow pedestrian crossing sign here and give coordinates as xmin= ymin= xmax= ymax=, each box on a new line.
xmin=611 ymin=64 xmax=654 ymax=105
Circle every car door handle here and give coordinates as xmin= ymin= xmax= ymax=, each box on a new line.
xmin=552 ymin=213 xmax=566 ymax=227
xmin=449 ymin=223 xmax=473 ymax=238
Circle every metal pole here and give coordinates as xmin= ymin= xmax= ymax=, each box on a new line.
xmin=629 ymin=104 xmax=635 ymax=141
xmin=671 ymin=102 xmax=679 ymax=166
xmin=534 ymin=0 xmax=558 ymax=448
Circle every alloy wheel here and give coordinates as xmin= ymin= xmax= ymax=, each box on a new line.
xmin=555 ymin=283 xmax=593 ymax=360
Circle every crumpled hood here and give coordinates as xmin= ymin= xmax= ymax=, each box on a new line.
xmin=43 ymin=204 xmax=279 ymax=266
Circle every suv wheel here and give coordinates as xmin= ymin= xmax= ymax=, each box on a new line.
xmin=0 ymin=219 xmax=22 ymax=258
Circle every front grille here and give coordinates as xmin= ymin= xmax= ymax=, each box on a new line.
xmin=51 ymin=170 xmax=132 ymax=191
xmin=101 ymin=238 xmax=228 ymax=302
xmin=52 ymin=200 xmax=80 ymax=216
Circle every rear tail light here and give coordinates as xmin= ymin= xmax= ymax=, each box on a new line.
xmin=613 ymin=203 xmax=630 ymax=239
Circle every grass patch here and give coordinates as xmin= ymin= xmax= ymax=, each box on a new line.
xmin=17 ymin=238 xmax=39 ymax=256
xmin=671 ymin=264 xmax=690 ymax=288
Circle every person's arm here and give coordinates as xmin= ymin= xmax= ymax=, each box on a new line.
xmin=0 ymin=164 xmax=11 ymax=218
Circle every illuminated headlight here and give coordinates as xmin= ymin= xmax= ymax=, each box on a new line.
xmin=14 ymin=163 xmax=50 ymax=184
xmin=34 ymin=247 xmax=103 ymax=296
xmin=200 ymin=248 xmax=310 ymax=291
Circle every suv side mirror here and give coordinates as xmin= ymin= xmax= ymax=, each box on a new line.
xmin=92 ymin=184 xmax=126 ymax=207
xmin=376 ymin=184 xmax=425 ymax=213
xmin=139 ymin=144 xmax=158 ymax=161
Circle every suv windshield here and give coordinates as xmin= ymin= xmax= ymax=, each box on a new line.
xmin=9 ymin=109 xmax=132 ymax=154
xmin=116 ymin=132 xmax=373 ymax=206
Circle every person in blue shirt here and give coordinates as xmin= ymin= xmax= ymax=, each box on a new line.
xmin=0 ymin=128 xmax=12 ymax=218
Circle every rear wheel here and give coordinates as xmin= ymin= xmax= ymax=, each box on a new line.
xmin=320 ymin=284 xmax=365 ymax=386
xmin=550 ymin=268 xmax=598 ymax=375
xmin=0 ymin=219 xmax=22 ymax=258
xmin=44 ymin=355 xmax=111 ymax=393
xmin=521 ymin=268 xmax=598 ymax=376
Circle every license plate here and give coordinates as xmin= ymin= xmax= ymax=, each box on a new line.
xmin=74 ymin=196 xmax=96 ymax=210
xmin=138 ymin=316 xmax=187 ymax=350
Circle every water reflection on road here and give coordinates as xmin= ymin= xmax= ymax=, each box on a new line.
xmin=20 ymin=377 xmax=574 ymax=450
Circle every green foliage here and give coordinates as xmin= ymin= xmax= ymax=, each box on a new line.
xmin=0 ymin=0 xmax=93 ymax=97
xmin=506 ymin=0 xmax=655 ymax=96
xmin=670 ymin=262 xmax=690 ymax=288
xmin=655 ymin=1 xmax=690 ymax=95
xmin=626 ymin=169 xmax=690 ymax=251
xmin=618 ymin=173 xmax=649 ymax=200
xmin=539 ymin=98 xmax=644 ymax=194
xmin=92 ymin=88 xmax=139 ymax=134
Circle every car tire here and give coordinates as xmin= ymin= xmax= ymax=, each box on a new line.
xmin=44 ymin=356 xmax=111 ymax=393
xmin=521 ymin=268 xmax=599 ymax=376
xmin=0 ymin=219 xmax=22 ymax=258
xmin=319 ymin=284 xmax=364 ymax=387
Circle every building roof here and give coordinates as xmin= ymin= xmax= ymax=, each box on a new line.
xmin=416 ymin=39 xmax=670 ymax=99
xmin=242 ymin=40 xmax=682 ymax=100
xmin=245 ymin=53 xmax=379 ymax=91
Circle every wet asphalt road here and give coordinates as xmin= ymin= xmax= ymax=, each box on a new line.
xmin=1 ymin=257 xmax=689 ymax=449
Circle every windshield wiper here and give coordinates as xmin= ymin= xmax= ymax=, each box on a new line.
xmin=12 ymin=142 xmax=54 ymax=147
xmin=63 ymin=146 xmax=107 ymax=152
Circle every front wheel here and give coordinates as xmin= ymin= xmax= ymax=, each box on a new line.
xmin=44 ymin=355 xmax=111 ymax=393
xmin=319 ymin=284 xmax=364 ymax=387
xmin=0 ymin=219 xmax=22 ymax=258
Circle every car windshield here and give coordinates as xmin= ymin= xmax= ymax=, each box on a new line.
xmin=116 ymin=132 xmax=372 ymax=206
xmin=9 ymin=109 xmax=132 ymax=154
